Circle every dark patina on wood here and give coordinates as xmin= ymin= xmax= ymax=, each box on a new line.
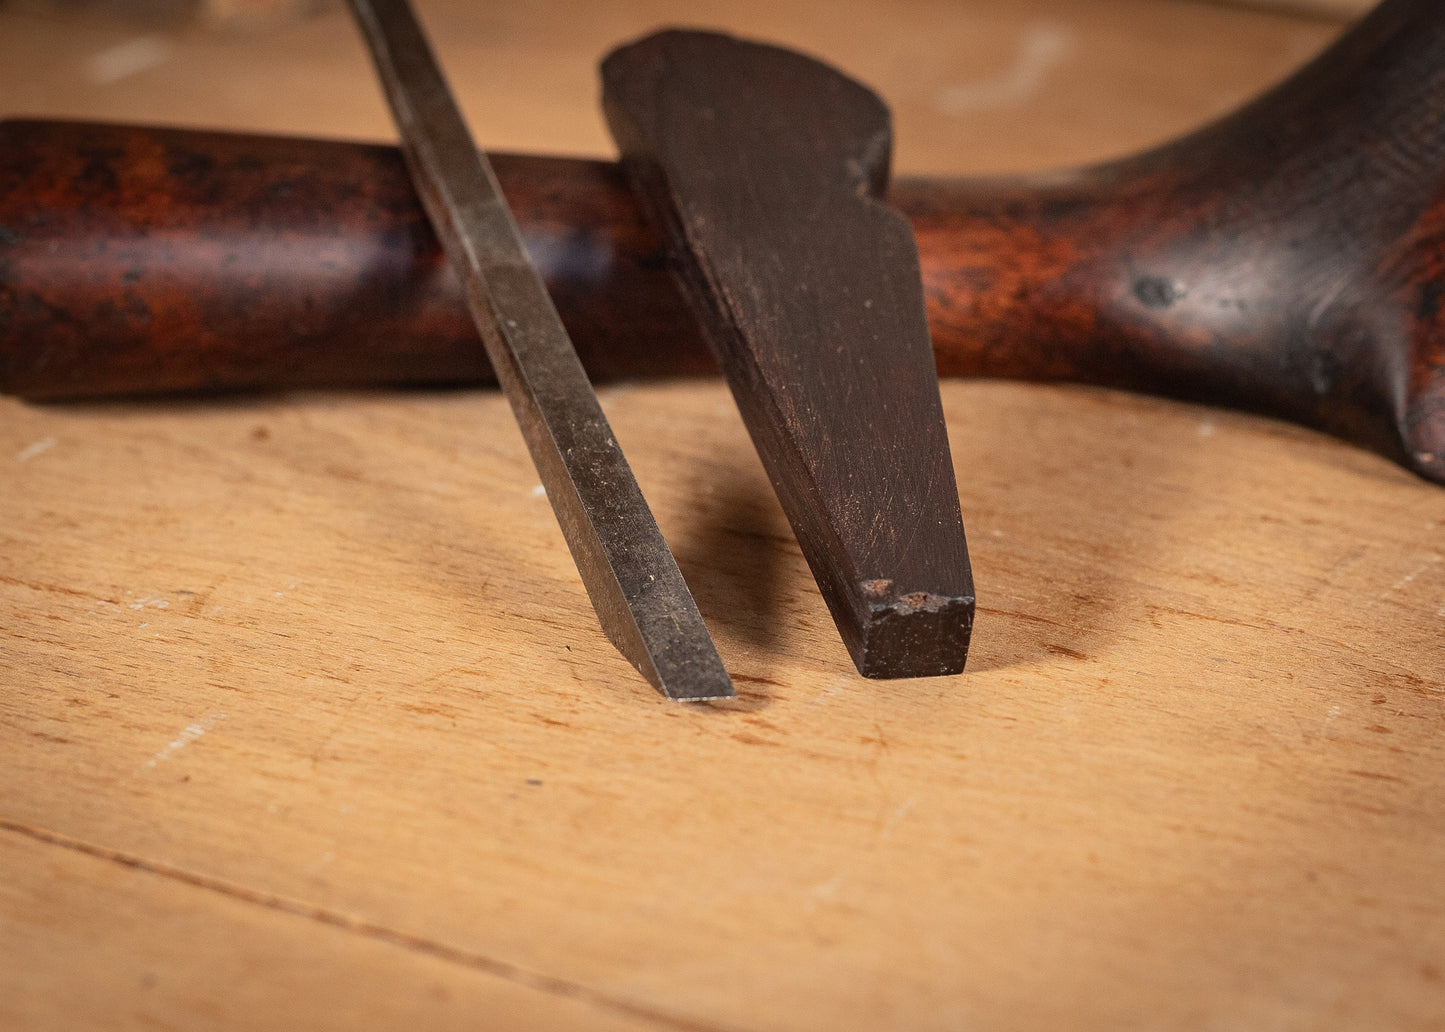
xmin=601 ymin=30 xmax=974 ymax=679
xmin=0 ymin=119 xmax=714 ymax=398
xmin=1 ymin=0 xmax=1442 ymax=487
xmin=905 ymin=0 xmax=1445 ymax=485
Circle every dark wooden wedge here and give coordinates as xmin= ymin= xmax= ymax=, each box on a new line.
xmin=601 ymin=30 xmax=975 ymax=679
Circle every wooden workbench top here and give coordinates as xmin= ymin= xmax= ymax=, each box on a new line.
xmin=2 ymin=1 xmax=1441 ymax=1028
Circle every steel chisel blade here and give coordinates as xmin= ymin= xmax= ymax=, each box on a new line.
xmin=345 ymin=0 xmax=733 ymax=700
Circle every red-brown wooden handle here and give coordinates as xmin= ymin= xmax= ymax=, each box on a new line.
xmin=905 ymin=0 xmax=1445 ymax=484
xmin=1 ymin=0 xmax=1441 ymax=483
xmin=0 ymin=120 xmax=716 ymax=396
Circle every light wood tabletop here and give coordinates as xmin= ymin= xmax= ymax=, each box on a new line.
xmin=2 ymin=1 xmax=1441 ymax=1029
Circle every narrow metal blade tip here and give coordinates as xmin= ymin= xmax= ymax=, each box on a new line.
xmin=665 ymin=680 xmax=736 ymax=703
xmin=640 ymin=647 xmax=735 ymax=702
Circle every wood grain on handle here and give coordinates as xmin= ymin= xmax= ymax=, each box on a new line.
xmin=1 ymin=0 xmax=1441 ymax=484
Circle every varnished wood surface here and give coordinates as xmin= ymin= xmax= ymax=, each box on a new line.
xmin=2 ymin=1 xmax=1442 ymax=1030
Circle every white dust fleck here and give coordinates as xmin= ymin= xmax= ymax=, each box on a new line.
xmin=1390 ymin=555 xmax=1441 ymax=593
xmin=86 ymin=37 xmax=172 ymax=86
xmin=806 ymin=873 xmax=845 ymax=913
xmin=936 ymin=23 xmax=1072 ymax=114
xmin=144 ymin=712 xmax=225 ymax=768
xmin=878 ymin=795 xmax=918 ymax=842
xmin=16 ymin=437 xmax=56 ymax=462
xmin=1307 ymin=273 xmax=1351 ymax=329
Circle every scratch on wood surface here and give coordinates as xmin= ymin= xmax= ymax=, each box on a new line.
xmin=801 ymin=674 xmax=856 ymax=710
xmin=807 ymin=795 xmax=917 ymax=915
xmin=15 ymin=437 xmax=56 ymax=462
xmin=935 ymin=23 xmax=1072 ymax=114
xmin=181 ymin=571 xmax=232 ymax=617
xmin=0 ymin=573 xmax=111 ymax=603
xmin=0 ymin=817 xmax=742 ymax=1032
xmin=144 ymin=713 xmax=225 ymax=769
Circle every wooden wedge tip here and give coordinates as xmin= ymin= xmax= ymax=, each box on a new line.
xmin=854 ymin=579 xmax=975 ymax=679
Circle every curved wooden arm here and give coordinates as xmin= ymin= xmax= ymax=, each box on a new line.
xmin=899 ymin=0 xmax=1445 ymax=483
xmin=1 ymin=0 xmax=1441 ymax=483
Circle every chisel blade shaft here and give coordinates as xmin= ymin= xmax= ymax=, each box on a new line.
xmin=346 ymin=0 xmax=733 ymax=701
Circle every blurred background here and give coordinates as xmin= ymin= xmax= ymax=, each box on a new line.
xmin=0 ymin=0 xmax=1369 ymax=176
